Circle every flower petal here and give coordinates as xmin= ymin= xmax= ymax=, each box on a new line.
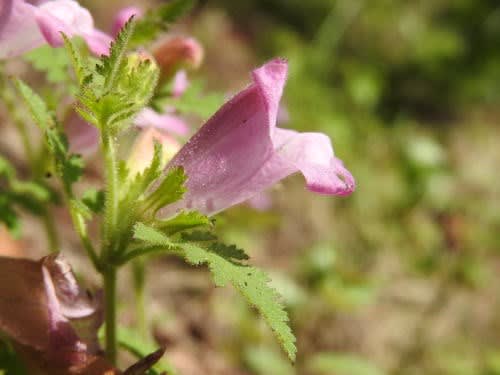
xmin=160 ymin=58 xmax=287 ymax=215
xmin=0 ymin=1 xmax=45 ymax=58
xmin=34 ymin=0 xmax=111 ymax=55
xmin=160 ymin=58 xmax=353 ymax=216
xmin=273 ymin=128 xmax=355 ymax=195
xmin=135 ymin=107 xmax=190 ymax=136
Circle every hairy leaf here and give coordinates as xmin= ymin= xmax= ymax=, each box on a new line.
xmin=15 ymin=80 xmax=84 ymax=191
xmin=181 ymin=242 xmax=296 ymax=360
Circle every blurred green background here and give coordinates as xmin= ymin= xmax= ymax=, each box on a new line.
xmin=101 ymin=1 xmax=500 ymax=374
xmin=4 ymin=0 xmax=500 ymax=374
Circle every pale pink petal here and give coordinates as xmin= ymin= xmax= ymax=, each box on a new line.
xmin=247 ymin=191 xmax=273 ymax=211
xmin=112 ymin=5 xmax=142 ymax=37
xmin=82 ymin=29 xmax=113 ymax=56
xmin=172 ymin=69 xmax=189 ymax=97
xmin=35 ymin=0 xmax=112 ymax=54
xmin=135 ymin=107 xmax=190 ymax=136
xmin=0 ymin=0 xmax=111 ymax=58
xmin=0 ymin=1 xmax=45 ymax=58
xmin=160 ymin=58 xmax=354 ymax=216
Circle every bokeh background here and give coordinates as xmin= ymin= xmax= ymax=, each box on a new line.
xmin=2 ymin=0 xmax=500 ymax=374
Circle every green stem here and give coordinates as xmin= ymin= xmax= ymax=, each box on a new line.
xmin=68 ymin=200 xmax=99 ymax=269
xmin=100 ymin=131 xmax=121 ymax=363
xmin=103 ymin=267 xmax=118 ymax=365
xmin=132 ymin=259 xmax=148 ymax=340
xmin=42 ymin=210 xmax=59 ymax=252
xmin=102 ymin=134 xmax=119 ymax=257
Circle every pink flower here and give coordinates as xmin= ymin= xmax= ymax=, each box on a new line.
xmin=160 ymin=58 xmax=355 ymax=216
xmin=0 ymin=0 xmax=112 ymax=58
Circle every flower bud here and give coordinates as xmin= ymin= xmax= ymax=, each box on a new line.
xmin=152 ymin=36 xmax=204 ymax=82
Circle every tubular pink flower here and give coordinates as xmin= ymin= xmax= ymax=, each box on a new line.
xmin=0 ymin=0 xmax=112 ymax=58
xmin=112 ymin=5 xmax=142 ymax=37
xmin=161 ymin=58 xmax=355 ymax=216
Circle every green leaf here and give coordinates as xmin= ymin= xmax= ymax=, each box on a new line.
xmin=97 ymin=18 xmax=136 ymax=92
xmin=131 ymin=0 xmax=196 ymax=47
xmin=180 ymin=242 xmax=296 ymax=361
xmin=82 ymin=188 xmax=105 ymax=214
xmin=0 ymin=156 xmax=54 ymax=235
xmin=24 ymin=45 xmax=71 ymax=84
xmin=62 ymin=34 xmax=90 ymax=86
xmin=14 ymin=79 xmax=84 ymax=190
xmin=142 ymin=167 xmax=186 ymax=214
xmin=133 ymin=222 xmax=175 ymax=248
xmin=180 ymin=230 xmax=217 ymax=242
xmin=157 ymin=210 xmax=211 ymax=235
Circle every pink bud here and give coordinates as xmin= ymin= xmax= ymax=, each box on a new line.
xmin=152 ymin=36 xmax=204 ymax=81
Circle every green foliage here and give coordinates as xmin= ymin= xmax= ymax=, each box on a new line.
xmin=142 ymin=167 xmax=187 ymax=215
xmin=64 ymin=21 xmax=159 ymax=135
xmin=0 ymin=155 xmax=53 ymax=235
xmin=82 ymin=188 xmax=105 ymax=214
xmin=131 ymin=224 xmax=297 ymax=361
xmin=24 ymin=45 xmax=71 ymax=84
xmin=156 ymin=210 xmax=211 ymax=235
xmin=131 ymin=0 xmax=196 ymax=47
xmin=14 ymin=79 xmax=84 ymax=193
xmin=133 ymin=223 xmax=175 ymax=248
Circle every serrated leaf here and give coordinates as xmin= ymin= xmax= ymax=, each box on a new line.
xmin=180 ymin=230 xmax=217 ymax=242
xmin=97 ymin=18 xmax=136 ymax=92
xmin=131 ymin=0 xmax=195 ymax=47
xmin=15 ymin=79 xmax=84 ymax=190
xmin=62 ymin=34 xmax=89 ymax=86
xmin=157 ymin=210 xmax=211 ymax=235
xmin=180 ymin=243 xmax=296 ymax=360
xmin=133 ymin=222 xmax=175 ymax=248
xmin=143 ymin=167 xmax=186 ymax=214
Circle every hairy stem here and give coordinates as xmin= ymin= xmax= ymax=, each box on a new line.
xmin=132 ymin=259 xmax=148 ymax=340
xmin=101 ymin=131 xmax=121 ymax=362
xmin=102 ymin=134 xmax=119 ymax=257
xmin=103 ymin=267 xmax=118 ymax=364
